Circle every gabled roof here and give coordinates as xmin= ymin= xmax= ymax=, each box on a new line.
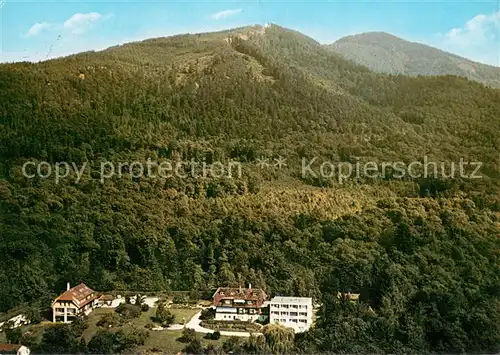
xmin=53 ymin=283 xmax=97 ymax=307
xmin=212 ymin=287 xmax=267 ymax=301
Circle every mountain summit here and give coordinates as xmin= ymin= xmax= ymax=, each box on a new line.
xmin=328 ymin=31 xmax=500 ymax=88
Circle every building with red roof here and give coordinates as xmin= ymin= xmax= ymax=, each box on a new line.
xmin=212 ymin=285 xmax=267 ymax=322
xmin=51 ymin=283 xmax=98 ymax=323
xmin=0 ymin=344 xmax=20 ymax=354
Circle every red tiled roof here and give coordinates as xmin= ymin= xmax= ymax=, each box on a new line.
xmin=212 ymin=287 xmax=267 ymax=306
xmin=53 ymin=283 xmax=96 ymax=307
xmin=99 ymin=294 xmax=115 ymax=301
xmin=0 ymin=344 xmax=20 ymax=352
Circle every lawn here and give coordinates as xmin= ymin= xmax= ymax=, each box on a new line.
xmin=168 ymin=308 xmax=199 ymax=325
xmin=137 ymin=329 xmax=230 ymax=354
xmin=2 ymin=305 xmax=219 ymax=354
xmin=82 ymin=306 xmax=225 ymax=353
xmin=81 ymin=308 xmax=115 ymax=342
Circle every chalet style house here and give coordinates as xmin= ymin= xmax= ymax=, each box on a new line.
xmin=212 ymin=285 xmax=267 ymax=321
xmin=52 ymin=283 xmax=98 ymax=323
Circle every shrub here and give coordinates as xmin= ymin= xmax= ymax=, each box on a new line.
xmin=212 ymin=330 xmax=221 ymax=340
xmin=172 ymin=294 xmax=189 ymax=304
xmin=141 ymin=304 xmax=150 ymax=312
xmin=38 ymin=324 xmax=81 ymax=354
xmin=183 ymin=339 xmax=204 ymax=354
xmin=200 ymin=307 xmax=215 ymax=320
xmin=87 ymin=330 xmax=115 ymax=354
xmin=71 ymin=317 xmax=88 ymax=334
xmin=116 ymin=304 xmax=142 ymax=319
xmin=223 ymin=336 xmax=244 ymax=353
xmin=118 ymin=327 xmax=149 ymax=349
xmin=201 ymin=320 xmax=261 ymax=332
xmin=5 ymin=327 xmax=23 ymax=344
xmin=204 ymin=330 xmax=221 ymax=340
xmin=154 ymin=302 xmax=176 ymax=326
xmin=96 ymin=313 xmax=121 ymax=328
xmin=179 ymin=327 xmax=196 ymax=343
xmin=88 ymin=328 xmax=149 ymax=354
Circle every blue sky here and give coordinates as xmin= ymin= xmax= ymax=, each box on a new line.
xmin=1 ymin=0 xmax=499 ymax=66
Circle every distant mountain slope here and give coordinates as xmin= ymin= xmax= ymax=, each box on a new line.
xmin=328 ymin=32 xmax=500 ymax=88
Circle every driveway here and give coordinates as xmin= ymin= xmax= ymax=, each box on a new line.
xmin=181 ymin=309 xmax=261 ymax=338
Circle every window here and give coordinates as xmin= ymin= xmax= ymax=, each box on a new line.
xmin=290 ymin=312 xmax=298 ymax=316
xmin=292 ymin=305 xmax=298 ymax=309
xmin=299 ymin=319 xmax=307 ymax=323
xmin=55 ymin=308 xmax=64 ymax=313
xmin=280 ymin=311 xmax=288 ymax=316
xmin=299 ymin=312 xmax=307 ymax=316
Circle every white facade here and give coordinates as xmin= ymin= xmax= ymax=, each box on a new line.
xmin=52 ymin=283 xmax=98 ymax=323
xmin=214 ymin=306 xmax=260 ymax=322
xmin=268 ymin=296 xmax=313 ymax=333
xmin=17 ymin=345 xmax=31 ymax=355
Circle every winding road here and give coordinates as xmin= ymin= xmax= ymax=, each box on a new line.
xmin=176 ymin=309 xmax=260 ymax=337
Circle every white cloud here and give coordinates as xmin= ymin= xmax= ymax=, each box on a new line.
xmin=63 ymin=12 xmax=110 ymax=34
xmin=23 ymin=12 xmax=111 ymax=40
xmin=439 ymin=11 xmax=499 ymax=66
xmin=25 ymin=22 xmax=51 ymax=37
xmin=211 ymin=9 xmax=242 ymax=20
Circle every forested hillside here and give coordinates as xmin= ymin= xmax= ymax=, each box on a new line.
xmin=329 ymin=31 xmax=500 ymax=88
xmin=0 ymin=24 xmax=499 ymax=353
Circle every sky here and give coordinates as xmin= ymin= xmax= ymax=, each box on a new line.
xmin=1 ymin=0 xmax=499 ymax=66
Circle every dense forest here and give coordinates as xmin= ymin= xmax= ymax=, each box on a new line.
xmin=0 ymin=24 xmax=499 ymax=353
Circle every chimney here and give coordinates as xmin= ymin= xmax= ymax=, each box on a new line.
xmin=248 ymin=283 xmax=252 ymax=290
xmin=67 ymin=282 xmax=70 ymax=291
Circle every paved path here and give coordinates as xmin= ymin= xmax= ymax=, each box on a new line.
xmin=179 ymin=309 xmax=261 ymax=338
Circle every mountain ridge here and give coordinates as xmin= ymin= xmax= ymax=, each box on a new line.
xmin=327 ymin=31 xmax=500 ymax=87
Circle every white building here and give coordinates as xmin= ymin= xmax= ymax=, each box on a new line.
xmin=17 ymin=345 xmax=31 ymax=355
xmin=268 ymin=296 xmax=313 ymax=333
xmin=52 ymin=283 xmax=98 ymax=323
xmin=212 ymin=286 xmax=267 ymax=322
